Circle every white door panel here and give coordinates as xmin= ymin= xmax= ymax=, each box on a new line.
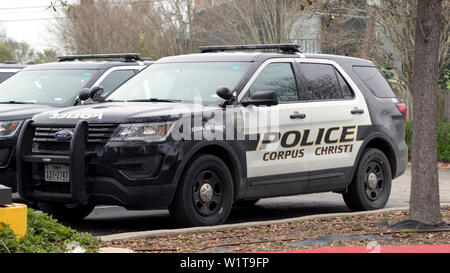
xmin=243 ymin=103 xmax=310 ymax=178
xmin=308 ymin=100 xmax=370 ymax=171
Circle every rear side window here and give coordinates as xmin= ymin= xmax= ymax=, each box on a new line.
xmin=352 ymin=66 xmax=396 ymax=98
xmin=98 ymin=69 xmax=136 ymax=96
xmin=299 ymin=63 xmax=353 ymax=100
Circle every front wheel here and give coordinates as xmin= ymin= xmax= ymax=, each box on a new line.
xmin=342 ymin=148 xmax=392 ymax=211
xmin=37 ymin=202 xmax=95 ymax=221
xmin=169 ymin=154 xmax=234 ymax=227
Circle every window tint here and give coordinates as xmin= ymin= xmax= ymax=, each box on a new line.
xmin=352 ymin=66 xmax=396 ymax=98
xmin=249 ymin=63 xmax=298 ymax=102
xmin=98 ymin=69 xmax=136 ymax=96
xmin=300 ymin=63 xmax=351 ymax=100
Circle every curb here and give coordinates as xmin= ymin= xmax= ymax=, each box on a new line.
xmin=100 ymin=203 xmax=450 ymax=242
xmin=280 ymin=244 xmax=450 ymax=253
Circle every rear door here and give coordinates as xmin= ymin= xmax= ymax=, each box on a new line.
xmin=296 ymin=59 xmax=372 ymax=192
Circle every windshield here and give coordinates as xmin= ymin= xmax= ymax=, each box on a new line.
xmin=0 ymin=70 xmax=96 ymax=105
xmin=108 ymin=62 xmax=250 ymax=103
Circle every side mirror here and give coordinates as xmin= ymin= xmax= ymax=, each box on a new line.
xmin=216 ymin=87 xmax=234 ymax=101
xmin=241 ymin=90 xmax=278 ymax=107
xmin=89 ymin=85 xmax=104 ymax=101
xmin=78 ymin=88 xmax=91 ymax=101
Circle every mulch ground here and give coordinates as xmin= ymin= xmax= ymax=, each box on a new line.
xmin=103 ymin=207 xmax=450 ymax=253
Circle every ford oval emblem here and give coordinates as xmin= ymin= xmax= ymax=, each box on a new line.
xmin=55 ymin=130 xmax=73 ymax=141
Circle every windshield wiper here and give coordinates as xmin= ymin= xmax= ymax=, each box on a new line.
xmin=127 ymin=98 xmax=182 ymax=103
xmin=0 ymin=101 xmax=35 ymax=104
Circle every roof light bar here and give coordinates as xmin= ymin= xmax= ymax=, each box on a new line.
xmin=58 ymin=53 xmax=143 ymax=62
xmin=199 ymin=44 xmax=301 ymax=53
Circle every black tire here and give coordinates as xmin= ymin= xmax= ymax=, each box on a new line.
xmin=169 ymin=154 xmax=234 ymax=227
xmin=37 ymin=202 xmax=95 ymax=221
xmin=233 ymin=199 xmax=260 ymax=207
xmin=343 ymin=148 xmax=392 ymax=211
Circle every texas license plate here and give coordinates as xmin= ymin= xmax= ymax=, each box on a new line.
xmin=44 ymin=164 xmax=70 ymax=182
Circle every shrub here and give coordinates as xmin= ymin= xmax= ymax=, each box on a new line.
xmin=437 ymin=122 xmax=450 ymax=163
xmin=0 ymin=208 xmax=100 ymax=253
xmin=405 ymin=121 xmax=450 ymax=163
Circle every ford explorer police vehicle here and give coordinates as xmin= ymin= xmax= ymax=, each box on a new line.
xmin=16 ymin=44 xmax=407 ymax=226
xmin=0 ymin=53 xmax=152 ymax=191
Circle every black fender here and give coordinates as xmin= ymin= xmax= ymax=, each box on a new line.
xmin=347 ymin=131 xmax=398 ymax=189
xmin=170 ymin=140 xmax=247 ymax=203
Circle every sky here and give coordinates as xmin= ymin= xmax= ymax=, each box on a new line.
xmin=0 ymin=0 xmax=71 ymax=52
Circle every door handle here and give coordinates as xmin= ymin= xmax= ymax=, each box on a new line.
xmin=290 ymin=112 xmax=306 ymax=119
xmin=351 ymin=108 xmax=365 ymax=115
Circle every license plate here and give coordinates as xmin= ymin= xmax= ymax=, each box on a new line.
xmin=44 ymin=164 xmax=70 ymax=182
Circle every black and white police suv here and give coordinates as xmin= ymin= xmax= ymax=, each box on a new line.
xmin=16 ymin=44 xmax=408 ymax=226
xmin=0 ymin=54 xmax=152 ymax=191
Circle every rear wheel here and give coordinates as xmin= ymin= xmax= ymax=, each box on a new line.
xmin=169 ymin=154 xmax=234 ymax=227
xmin=343 ymin=148 xmax=392 ymax=211
xmin=37 ymin=202 xmax=95 ymax=221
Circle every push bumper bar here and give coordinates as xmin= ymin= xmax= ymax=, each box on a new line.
xmin=17 ymin=119 xmax=89 ymax=204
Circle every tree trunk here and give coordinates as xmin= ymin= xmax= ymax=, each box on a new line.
xmin=361 ymin=5 xmax=377 ymax=59
xmin=409 ymin=0 xmax=442 ymax=225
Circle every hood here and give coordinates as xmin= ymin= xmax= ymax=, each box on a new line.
xmin=0 ymin=103 xmax=55 ymax=121
xmin=32 ymin=102 xmax=222 ymax=125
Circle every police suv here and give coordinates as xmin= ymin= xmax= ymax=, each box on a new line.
xmin=0 ymin=54 xmax=152 ymax=191
xmin=16 ymin=45 xmax=408 ymax=226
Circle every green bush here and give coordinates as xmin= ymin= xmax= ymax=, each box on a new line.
xmin=0 ymin=208 xmax=100 ymax=253
xmin=437 ymin=122 xmax=450 ymax=162
xmin=405 ymin=121 xmax=450 ymax=163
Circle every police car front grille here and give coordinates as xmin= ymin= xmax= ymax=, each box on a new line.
xmin=32 ymin=124 xmax=118 ymax=153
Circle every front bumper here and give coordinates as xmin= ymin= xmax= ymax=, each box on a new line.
xmin=0 ymin=136 xmax=18 ymax=191
xmin=17 ymin=120 xmax=181 ymax=209
xmin=394 ymin=140 xmax=408 ymax=179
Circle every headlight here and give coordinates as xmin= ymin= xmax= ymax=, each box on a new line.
xmin=110 ymin=122 xmax=174 ymax=141
xmin=0 ymin=120 xmax=23 ymax=138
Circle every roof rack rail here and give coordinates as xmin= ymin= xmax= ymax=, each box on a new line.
xmin=199 ymin=44 xmax=301 ymax=53
xmin=58 ymin=53 xmax=142 ymax=62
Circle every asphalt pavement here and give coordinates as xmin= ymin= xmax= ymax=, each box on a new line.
xmin=12 ymin=168 xmax=450 ymax=236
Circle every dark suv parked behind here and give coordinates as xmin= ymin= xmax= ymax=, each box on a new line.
xmin=0 ymin=53 xmax=152 ymax=191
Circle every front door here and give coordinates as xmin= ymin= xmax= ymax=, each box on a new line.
xmin=239 ymin=59 xmax=311 ymax=196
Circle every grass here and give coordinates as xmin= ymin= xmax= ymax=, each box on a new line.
xmin=0 ymin=208 xmax=101 ymax=253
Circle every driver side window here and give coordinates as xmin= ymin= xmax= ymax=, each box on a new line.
xmin=249 ymin=63 xmax=299 ymax=102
